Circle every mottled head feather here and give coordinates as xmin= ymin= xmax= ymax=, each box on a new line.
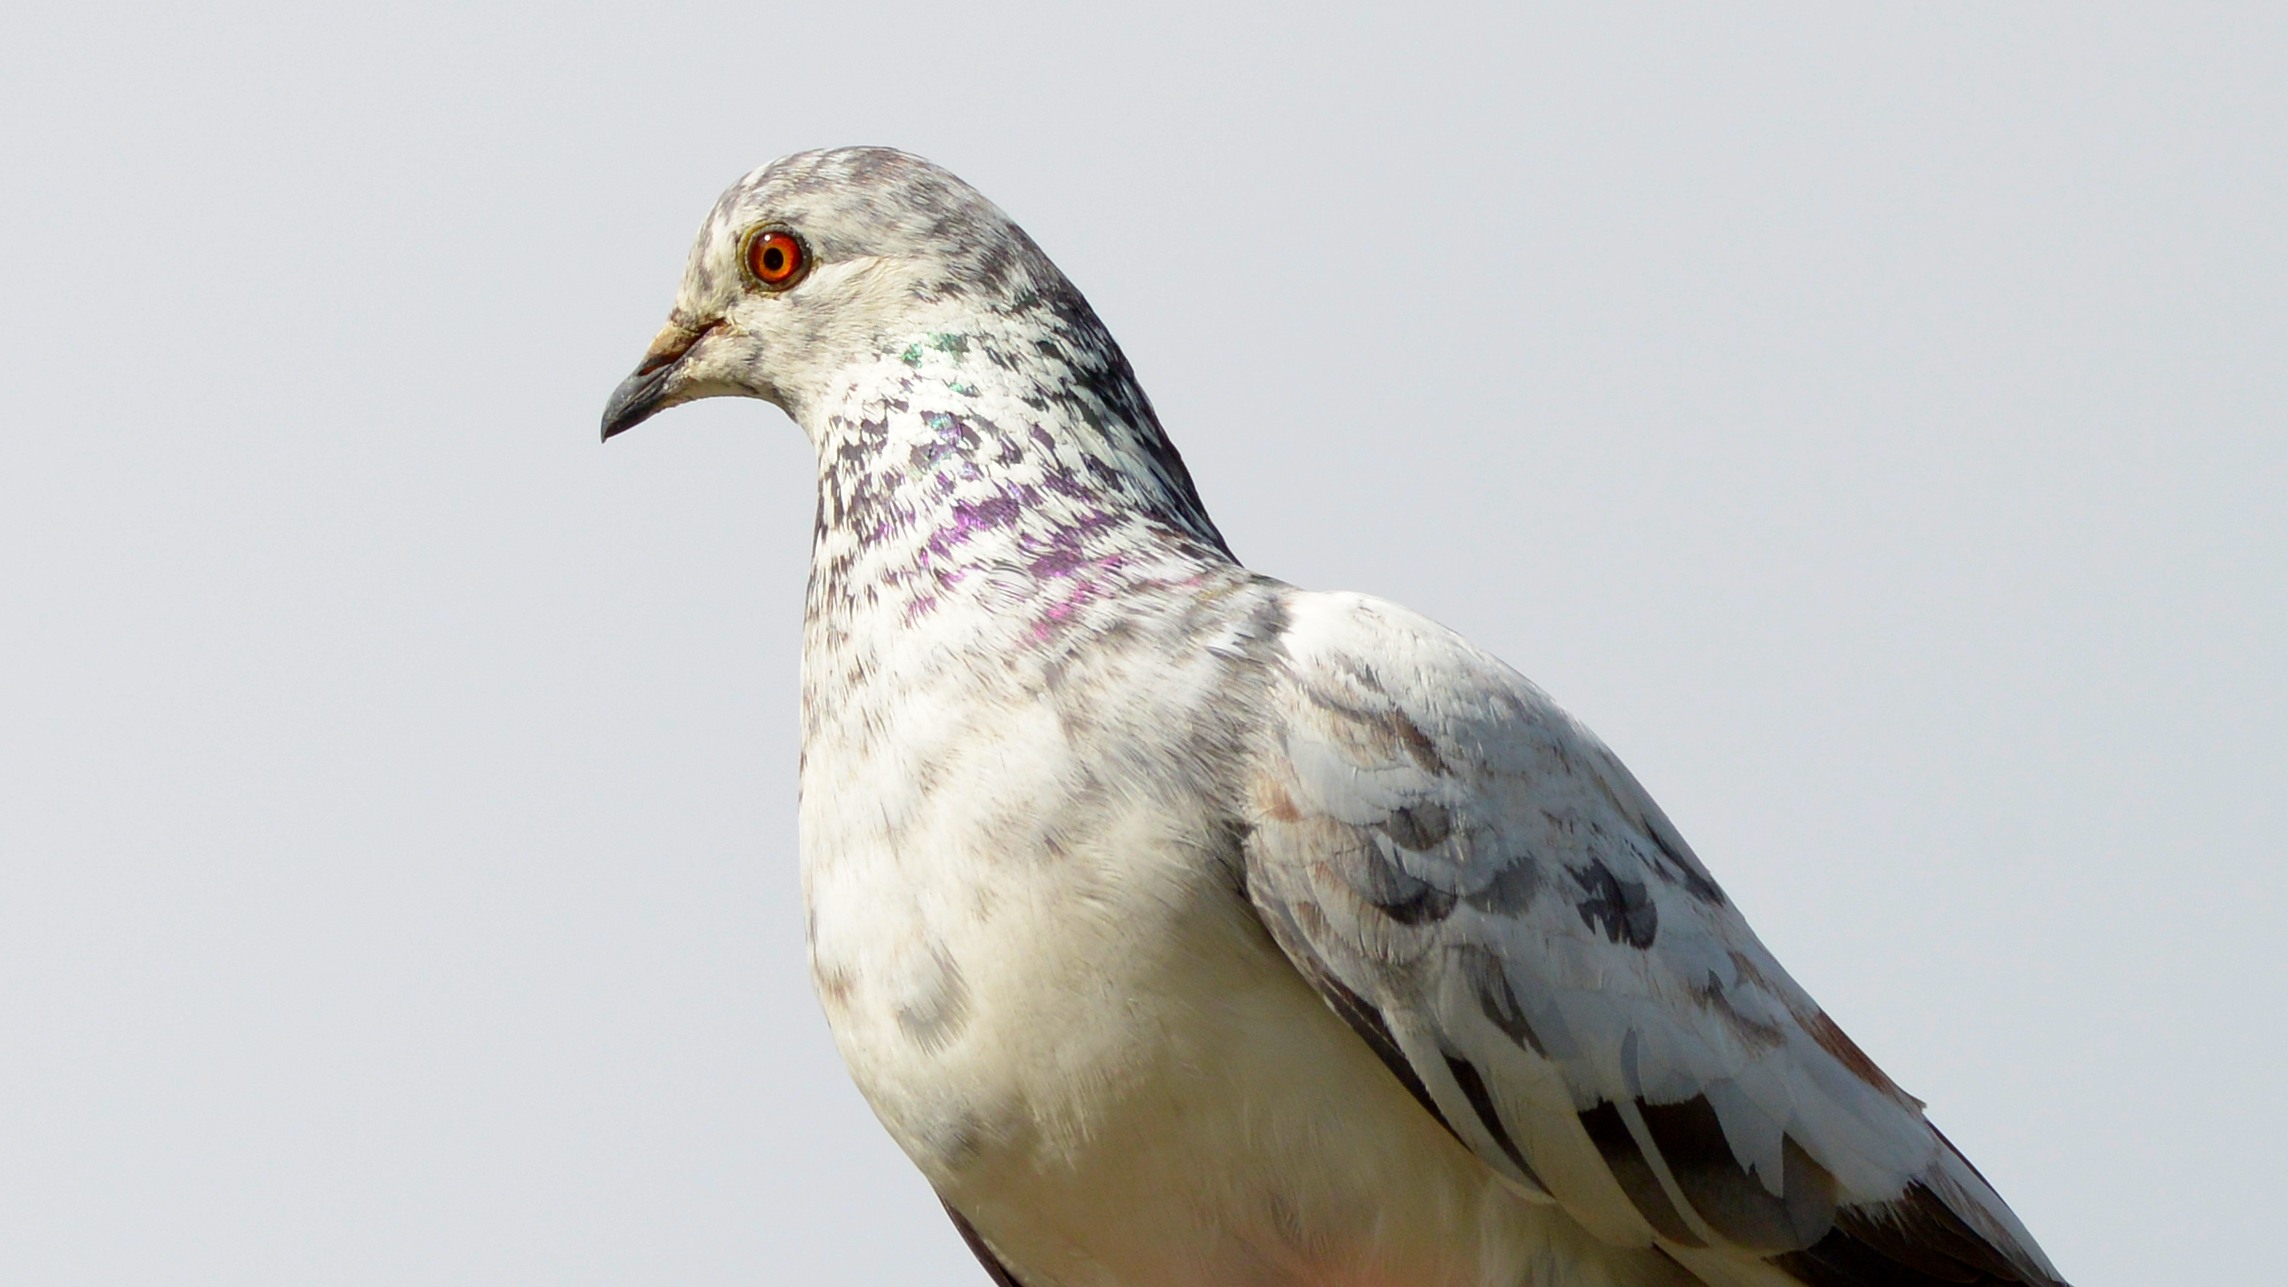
xmin=692 ymin=147 xmax=1050 ymax=307
xmin=611 ymin=146 xmax=1223 ymax=558
xmin=640 ymin=147 xmax=1094 ymax=420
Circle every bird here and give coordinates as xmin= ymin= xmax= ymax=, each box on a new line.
xmin=601 ymin=147 xmax=2070 ymax=1287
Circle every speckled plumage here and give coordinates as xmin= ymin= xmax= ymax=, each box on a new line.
xmin=603 ymin=148 xmax=2070 ymax=1287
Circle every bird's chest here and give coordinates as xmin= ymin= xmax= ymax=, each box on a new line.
xmin=796 ymin=619 xmax=1244 ymax=1154
xmin=791 ymin=631 xmax=1548 ymax=1287
xmin=793 ymin=544 xmax=1269 ymax=1129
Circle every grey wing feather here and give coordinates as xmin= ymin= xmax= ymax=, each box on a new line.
xmin=1241 ymin=590 xmax=2067 ymax=1287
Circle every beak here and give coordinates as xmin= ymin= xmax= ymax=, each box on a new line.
xmin=600 ymin=318 xmax=714 ymax=442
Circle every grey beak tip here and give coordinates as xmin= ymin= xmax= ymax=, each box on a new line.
xmin=599 ymin=367 xmax=670 ymax=443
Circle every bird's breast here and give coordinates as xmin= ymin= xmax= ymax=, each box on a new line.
xmin=796 ymin=637 xmax=1244 ymax=1156
xmin=789 ymin=596 xmax=1608 ymax=1286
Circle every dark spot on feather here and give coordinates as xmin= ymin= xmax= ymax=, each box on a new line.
xmin=1463 ymin=858 xmax=1542 ymax=916
xmin=1689 ymin=971 xmax=1788 ymax=1051
xmin=1346 ymin=853 xmax=1457 ymax=925
xmin=1637 ymin=1096 xmax=1836 ymax=1251
xmin=1647 ymin=826 xmax=1726 ymax=906
xmin=1571 ymin=862 xmax=1658 ymax=948
xmin=921 ymin=1108 xmax=990 ymax=1169
xmin=1457 ymin=944 xmax=1544 ymax=1055
xmin=1381 ymin=801 xmax=1452 ymax=851
xmin=1443 ymin=1050 xmax=1545 ymax=1190
xmin=1578 ymin=1101 xmax=1704 ymax=1246
xmin=895 ymin=946 xmax=971 ymax=1052
xmin=813 ymin=963 xmax=856 ymax=1007
xmin=926 ymin=492 xmax=1023 ymax=558
xmin=1386 ymin=709 xmax=1449 ymax=775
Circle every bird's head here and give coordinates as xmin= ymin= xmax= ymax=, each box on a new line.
xmin=600 ymin=147 xmax=1061 ymax=441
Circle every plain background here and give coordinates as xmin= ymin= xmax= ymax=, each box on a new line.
xmin=3 ymin=4 xmax=2280 ymax=1283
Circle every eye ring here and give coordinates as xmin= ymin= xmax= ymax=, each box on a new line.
xmin=742 ymin=228 xmax=808 ymax=289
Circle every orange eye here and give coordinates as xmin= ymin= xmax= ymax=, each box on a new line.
xmin=746 ymin=230 xmax=806 ymax=287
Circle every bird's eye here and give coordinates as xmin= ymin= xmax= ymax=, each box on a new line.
xmin=744 ymin=229 xmax=807 ymax=289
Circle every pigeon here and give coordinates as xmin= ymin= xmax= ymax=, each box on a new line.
xmin=601 ymin=147 xmax=2070 ymax=1287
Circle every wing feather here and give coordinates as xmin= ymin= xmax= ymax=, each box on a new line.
xmin=1242 ymin=590 xmax=2066 ymax=1286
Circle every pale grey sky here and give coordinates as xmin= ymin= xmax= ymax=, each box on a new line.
xmin=2 ymin=4 xmax=2281 ymax=1283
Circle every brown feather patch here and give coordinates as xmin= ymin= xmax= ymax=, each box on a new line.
xmin=1802 ymin=1008 xmax=1911 ymax=1103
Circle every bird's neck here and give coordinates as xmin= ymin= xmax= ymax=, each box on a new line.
xmin=799 ymin=312 xmax=1232 ymax=626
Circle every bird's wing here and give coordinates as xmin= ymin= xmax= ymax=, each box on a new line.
xmin=1240 ymin=590 xmax=2066 ymax=1287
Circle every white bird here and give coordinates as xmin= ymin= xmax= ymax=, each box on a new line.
xmin=602 ymin=147 xmax=2070 ymax=1287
